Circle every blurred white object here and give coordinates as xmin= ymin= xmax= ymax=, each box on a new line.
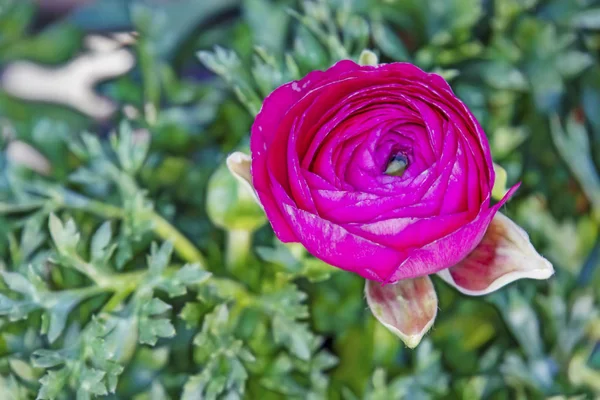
xmin=1 ymin=35 xmax=135 ymax=120
xmin=85 ymin=32 xmax=137 ymax=52
xmin=2 ymin=119 xmax=52 ymax=175
xmin=6 ymin=140 xmax=52 ymax=175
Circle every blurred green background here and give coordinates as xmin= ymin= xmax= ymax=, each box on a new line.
xmin=0 ymin=0 xmax=599 ymax=398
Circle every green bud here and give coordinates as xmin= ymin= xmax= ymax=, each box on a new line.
xmin=206 ymin=152 xmax=266 ymax=232
xmin=358 ymin=49 xmax=379 ymax=66
xmin=492 ymin=162 xmax=508 ymax=201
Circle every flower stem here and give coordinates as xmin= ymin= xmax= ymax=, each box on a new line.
xmin=225 ymin=229 xmax=252 ymax=274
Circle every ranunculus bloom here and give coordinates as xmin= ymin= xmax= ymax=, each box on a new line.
xmin=250 ymin=60 xmax=516 ymax=283
xmin=228 ymin=59 xmax=553 ymax=347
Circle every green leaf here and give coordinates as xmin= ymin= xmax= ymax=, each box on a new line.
xmin=371 ymin=20 xmax=409 ymax=61
xmin=31 ymin=349 xmax=66 ymax=369
xmin=110 ymin=120 xmax=150 ymax=174
xmin=570 ymin=9 xmax=600 ymax=29
xmin=256 ymin=243 xmax=302 ymax=273
xmin=37 ymin=368 xmax=69 ymax=400
xmin=1 ymin=270 xmax=35 ymax=296
xmin=198 ymin=47 xmax=262 ymax=115
xmin=158 ymin=263 xmax=211 ymax=297
xmin=46 ymin=298 xmax=75 ymax=343
xmin=482 ymin=62 xmax=528 ymax=91
xmin=138 ymin=310 xmax=176 ymax=346
xmin=78 ymin=367 xmax=107 ymax=396
xmin=179 ymin=302 xmax=204 ymax=328
xmin=19 ymin=216 xmax=46 ymax=262
xmin=9 ymin=357 xmax=37 ymax=382
xmin=147 ymin=241 xmax=174 ymax=276
xmin=90 ymin=221 xmax=113 ymax=263
xmin=272 ymin=315 xmax=312 ymax=360
xmin=556 ymin=50 xmax=593 ymax=78
xmin=144 ymin=298 xmax=172 ymax=316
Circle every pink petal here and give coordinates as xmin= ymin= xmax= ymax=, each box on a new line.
xmin=365 ymin=276 xmax=438 ymax=348
xmin=437 ymin=212 xmax=554 ymax=296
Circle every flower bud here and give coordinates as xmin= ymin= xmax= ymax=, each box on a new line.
xmin=206 ymin=151 xmax=266 ymax=232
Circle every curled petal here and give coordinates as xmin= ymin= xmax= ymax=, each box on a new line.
xmin=226 ymin=152 xmax=261 ymax=206
xmin=437 ymin=212 xmax=554 ymax=296
xmin=365 ymin=276 xmax=438 ymax=348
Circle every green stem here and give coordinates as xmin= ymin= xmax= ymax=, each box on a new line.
xmin=98 ymin=270 xmax=146 ymax=312
xmin=58 ymin=190 xmax=124 ymax=219
xmin=57 ymin=190 xmax=207 ymax=267
xmin=225 ymin=229 xmax=252 ymax=273
xmin=54 ymin=191 xmax=261 ymax=308
xmin=101 ymin=286 xmax=135 ymax=313
xmin=150 ymin=212 xmax=207 ymax=266
xmin=70 ymin=255 xmax=113 ymax=288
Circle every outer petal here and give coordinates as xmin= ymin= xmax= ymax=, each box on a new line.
xmin=385 ymin=183 xmax=519 ymax=283
xmin=365 ymin=276 xmax=438 ymax=348
xmin=437 ymin=212 xmax=554 ymax=296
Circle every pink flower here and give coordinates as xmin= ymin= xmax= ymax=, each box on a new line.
xmin=228 ymin=60 xmax=553 ymax=347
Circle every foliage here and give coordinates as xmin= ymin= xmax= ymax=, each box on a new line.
xmin=0 ymin=0 xmax=599 ymax=398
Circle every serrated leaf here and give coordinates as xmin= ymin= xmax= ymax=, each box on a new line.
xmin=179 ymin=302 xmax=203 ymax=328
xmin=20 ymin=217 xmax=46 ymax=262
xmin=48 ymin=214 xmax=80 ymax=254
xmin=256 ymin=244 xmax=302 ymax=273
xmin=91 ymin=221 xmax=113 ymax=262
xmin=158 ymin=264 xmax=211 ymax=297
xmin=153 ymin=319 xmax=176 ymax=338
xmin=78 ymin=367 xmax=107 ymax=396
xmin=1 ymin=270 xmax=35 ymax=296
xmin=104 ymin=361 xmax=123 ymax=393
xmin=148 ymin=242 xmax=174 ymax=276
xmin=312 ymin=351 xmax=339 ymax=371
xmin=182 ymin=374 xmax=209 ymax=400
xmin=37 ymin=368 xmax=69 ymax=400
xmin=31 ymin=349 xmax=65 ymax=368
xmin=174 ymin=263 xmax=211 ymax=285
xmin=144 ymin=298 xmax=172 ymax=316
xmin=46 ymin=293 xmax=82 ymax=343
xmin=111 ymin=120 xmax=150 ymax=174
xmin=139 ymin=317 xmax=176 ymax=346
xmin=272 ymin=315 xmax=312 ymax=360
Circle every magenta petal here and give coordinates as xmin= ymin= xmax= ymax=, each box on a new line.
xmin=384 ymin=183 xmax=519 ymax=283
xmin=365 ymin=276 xmax=438 ymax=348
xmin=281 ymin=204 xmax=405 ymax=281
xmin=437 ymin=212 xmax=554 ymax=296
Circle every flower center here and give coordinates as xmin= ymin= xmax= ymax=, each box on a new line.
xmin=385 ymin=153 xmax=408 ymax=177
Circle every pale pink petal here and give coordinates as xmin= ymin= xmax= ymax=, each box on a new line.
xmin=226 ymin=152 xmax=261 ymax=206
xmin=365 ymin=276 xmax=438 ymax=348
xmin=437 ymin=212 xmax=554 ymax=296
